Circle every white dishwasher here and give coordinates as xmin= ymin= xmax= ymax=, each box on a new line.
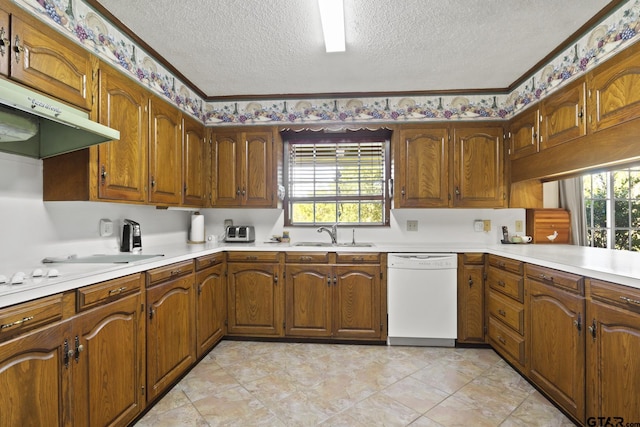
xmin=387 ymin=253 xmax=458 ymax=347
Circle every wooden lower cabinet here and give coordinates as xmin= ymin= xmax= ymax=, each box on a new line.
xmin=227 ymin=253 xmax=283 ymax=336
xmin=527 ymin=266 xmax=585 ymax=424
xmin=285 ymin=263 xmax=332 ymax=337
xmin=146 ymin=265 xmax=196 ymax=402
xmin=195 ymin=258 xmax=226 ymax=358
xmin=587 ymin=279 xmax=640 ymax=423
xmin=333 ymin=265 xmax=381 ymax=339
xmin=457 ymin=253 xmax=486 ymax=344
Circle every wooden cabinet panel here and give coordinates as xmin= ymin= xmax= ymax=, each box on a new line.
xmin=0 ymin=8 xmax=8 ymax=76
xmin=146 ymin=273 xmax=196 ymax=401
xmin=244 ymin=131 xmax=273 ymax=207
xmin=488 ymin=290 xmax=524 ymax=335
xmin=97 ymin=65 xmax=148 ymax=202
xmin=0 ymin=293 xmax=63 ymax=341
xmin=395 ymin=127 xmax=449 ymax=207
xmin=487 ymin=267 xmax=524 ymax=303
xmin=528 ymin=278 xmax=585 ymax=423
xmin=9 ymin=15 xmax=92 ymax=110
xmin=526 ymin=208 xmax=571 ymax=244
xmin=452 ymin=125 xmax=505 ymax=207
xmin=182 ymin=115 xmax=208 ymax=207
xmin=509 ymin=108 xmax=539 ymax=160
xmin=487 ymin=254 xmax=524 ymax=275
xmin=285 ymin=264 xmax=332 ymax=337
xmin=457 ymin=254 xmax=486 ymax=344
xmin=212 ymin=131 xmax=240 ymax=206
xmin=76 ymin=273 xmax=141 ymax=312
xmin=73 ymin=291 xmax=145 ymax=427
xmin=488 ymin=316 xmax=526 ymax=368
xmin=333 ymin=265 xmax=381 ymax=339
xmin=525 ymin=264 xmax=583 ymax=294
xmin=149 ymin=97 xmax=182 ymax=205
xmin=227 ymin=263 xmax=282 ymax=336
xmin=0 ymin=320 xmax=71 ymax=427
xmin=540 ymin=78 xmax=586 ymax=149
xmin=195 ymin=262 xmax=226 ymax=358
xmin=146 ymin=260 xmax=193 ymax=286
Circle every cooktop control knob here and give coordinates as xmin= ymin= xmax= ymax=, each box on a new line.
xmin=32 ymin=268 xmax=43 ymax=277
xmin=47 ymin=269 xmax=59 ymax=278
xmin=0 ymin=275 xmax=7 ymax=284
xmin=11 ymin=272 xmax=25 ymax=284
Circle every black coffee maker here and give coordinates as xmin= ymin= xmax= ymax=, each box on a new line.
xmin=121 ymin=219 xmax=142 ymax=252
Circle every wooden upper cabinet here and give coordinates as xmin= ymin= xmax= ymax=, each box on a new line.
xmin=395 ymin=126 xmax=449 ymax=207
xmin=540 ymin=77 xmax=586 ymax=150
xmin=9 ymin=14 xmax=92 ymax=110
xmin=587 ymin=42 xmax=640 ymax=133
xmin=182 ymin=115 xmax=208 ymax=207
xmin=149 ymin=97 xmax=182 ymax=205
xmin=0 ymin=8 xmax=8 ymax=76
xmin=508 ymin=108 xmax=539 ymax=160
xmin=212 ymin=128 xmax=275 ymax=207
xmin=97 ymin=64 xmax=148 ymax=203
xmin=452 ymin=125 xmax=505 ymax=207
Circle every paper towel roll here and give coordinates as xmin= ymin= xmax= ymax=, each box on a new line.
xmin=189 ymin=212 xmax=205 ymax=243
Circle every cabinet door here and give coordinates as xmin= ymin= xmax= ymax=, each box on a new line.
xmin=285 ymin=264 xmax=332 ymax=337
xmin=528 ymin=279 xmax=585 ymax=423
xmin=149 ymin=98 xmax=182 ymax=205
xmin=97 ymin=65 xmax=148 ymax=202
xmin=587 ymin=300 xmax=640 ymax=423
xmin=540 ymin=78 xmax=586 ymax=150
xmin=457 ymin=261 xmax=486 ymax=344
xmin=452 ymin=126 xmax=505 ymax=207
xmin=182 ymin=116 xmax=208 ymax=207
xmin=395 ymin=127 xmax=449 ymax=207
xmin=0 ymin=320 xmax=71 ymax=427
xmin=587 ymin=43 xmax=640 ymax=133
xmin=212 ymin=132 xmax=241 ymax=206
xmin=509 ymin=108 xmax=539 ymax=160
xmin=0 ymin=8 xmax=8 ymax=76
xmin=227 ymin=263 xmax=282 ymax=336
xmin=243 ymin=131 xmax=274 ymax=207
xmin=73 ymin=292 xmax=145 ymax=427
xmin=195 ymin=263 xmax=226 ymax=358
xmin=333 ymin=265 xmax=381 ymax=339
xmin=146 ymin=275 xmax=196 ymax=401
xmin=10 ymin=15 xmax=92 ymax=110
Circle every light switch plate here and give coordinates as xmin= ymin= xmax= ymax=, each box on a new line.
xmin=407 ymin=220 xmax=418 ymax=231
xmin=515 ymin=220 xmax=523 ymax=232
xmin=474 ymin=220 xmax=484 ymax=232
xmin=99 ymin=219 xmax=113 ymax=237
xmin=483 ymin=220 xmax=491 ymax=232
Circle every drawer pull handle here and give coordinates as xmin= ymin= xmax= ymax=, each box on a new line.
xmin=498 ymin=261 xmax=506 ymax=269
xmin=620 ymin=296 xmax=640 ymax=306
xmin=352 ymin=257 xmax=364 ymax=261
xmin=246 ymin=256 xmax=258 ymax=261
xmin=539 ymin=274 xmax=554 ymax=282
xmin=498 ymin=309 xmax=506 ymax=317
xmin=497 ymin=335 xmax=506 ymax=345
xmin=300 ymin=256 xmax=312 ymax=261
xmin=108 ymin=286 xmax=127 ymax=295
xmin=1 ymin=315 xmax=34 ymax=329
xmin=496 ymin=280 xmax=506 ymax=287
xmin=170 ymin=269 xmax=183 ymax=276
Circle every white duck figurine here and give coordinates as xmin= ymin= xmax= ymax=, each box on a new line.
xmin=547 ymin=230 xmax=558 ymax=242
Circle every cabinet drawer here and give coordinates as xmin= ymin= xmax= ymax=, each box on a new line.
xmin=285 ymin=252 xmax=329 ymax=263
xmin=0 ymin=294 xmax=64 ymax=340
xmin=147 ymin=260 xmax=194 ymax=287
xmin=488 ymin=255 xmax=523 ymax=275
xmin=195 ymin=253 xmax=224 ymax=271
xmin=336 ymin=252 xmax=380 ymax=264
xmin=77 ymin=273 xmax=143 ymax=311
xmin=487 ymin=267 xmax=524 ymax=303
xmin=226 ymin=251 xmax=279 ymax=263
xmin=461 ymin=253 xmax=485 ymax=265
xmin=489 ymin=316 xmax=526 ymax=368
xmin=488 ymin=291 xmax=524 ymax=334
xmin=526 ymin=264 xmax=584 ymax=294
xmin=589 ymin=278 xmax=640 ymax=314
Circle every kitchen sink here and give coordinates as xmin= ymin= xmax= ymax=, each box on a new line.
xmin=293 ymin=242 xmax=374 ymax=247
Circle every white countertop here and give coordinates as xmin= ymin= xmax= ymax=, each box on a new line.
xmin=2 ymin=240 xmax=639 ymax=309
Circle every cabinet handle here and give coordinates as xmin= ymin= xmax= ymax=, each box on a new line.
xmin=333 ymin=275 xmax=337 ymax=286
xmin=497 ymin=335 xmax=506 ymax=345
xmin=352 ymin=256 xmax=364 ymax=262
xmin=64 ymin=339 xmax=72 ymax=368
xmin=539 ymin=274 xmax=554 ymax=282
xmin=242 ymin=187 xmax=246 ymax=196
xmin=496 ymin=280 xmax=506 ymax=287
xmin=274 ymin=274 xmax=278 ymax=285
xmin=13 ymin=35 xmax=23 ymax=64
xmin=300 ymin=256 xmax=312 ymax=261
xmin=246 ymin=256 xmax=258 ymax=261
xmin=498 ymin=309 xmax=506 ymax=317
xmin=0 ymin=27 xmax=9 ymax=57
xmin=100 ymin=166 xmax=107 ymax=182
xmin=455 ymin=186 xmax=461 ymax=197
xmin=619 ymin=295 xmax=640 ymax=306
xmin=236 ymin=187 xmax=241 ymax=196
xmin=327 ymin=275 xmax=331 ymax=287
xmin=498 ymin=261 xmax=505 ymax=269
xmin=149 ymin=306 xmax=155 ymax=320
xmin=401 ymin=186 xmax=405 ymax=197
xmin=468 ymin=275 xmax=473 ymax=287
xmin=170 ymin=269 xmax=182 ymax=276
xmin=108 ymin=286 xmax=127 ymax=295
xmin=151 ymin=177 xmax=156 ymax=188
xmin=0 ymin=315 xmax=34 ymax=329
xmin=588 ymin=319 xmax=597 ymax=340
xmin=578 ymin=108 xmax=584 ymax=121
xmin=574 ymin=313 xmax=582 ymax=333
xmin=74 ymin=336 xmax=83 ymax=362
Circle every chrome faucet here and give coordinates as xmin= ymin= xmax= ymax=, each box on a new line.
xmin=317 ymin=223 xmax=338 ymax=244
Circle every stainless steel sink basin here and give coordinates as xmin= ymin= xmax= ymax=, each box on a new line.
xmin=293 ymin=242 xmax=374 ymax=248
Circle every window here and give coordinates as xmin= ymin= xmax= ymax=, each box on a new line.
xmin=583 ymin=166 xmax=640 ymax=251
xmin=283 ymin=129 xmax=391 ymax=226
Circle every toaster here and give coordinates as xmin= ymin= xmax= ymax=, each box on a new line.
xmin=224 ymin=225 xmax=255 ymax=243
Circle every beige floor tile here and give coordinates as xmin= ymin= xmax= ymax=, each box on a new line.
xmin=191 ymin=385 xmax=278 ymax=426
xmin=382 ymin=376 xmax=450 ymax=413
xmin=500 ymin=391 xmax=576 ymax=427
xmin=408 ymin=416 xmax=447 ymax=427
xmin=426 ymin=395 xmax=508 ymax=427
xmin=180 ymin=360 xmax=240 ymax=402
xmin=266 ymin=390 xmax=338 ymax=426
xmin=338 ymin=392 xmax=421 ymax=426
xmin=140 ymin=387 xmax=191 ymax=416
xmin=134 ymin=402 xmax=208 ymax=427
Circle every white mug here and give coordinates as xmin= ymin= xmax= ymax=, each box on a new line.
xmin=521 ymin=235 xmax=533 ymax=243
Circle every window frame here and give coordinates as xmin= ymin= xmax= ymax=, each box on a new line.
xmin=282 ymin=129 xmax=391 ymax=227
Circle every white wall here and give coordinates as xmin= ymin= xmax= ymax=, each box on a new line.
xmin=0 ymin=152 xmax=525 ymax=268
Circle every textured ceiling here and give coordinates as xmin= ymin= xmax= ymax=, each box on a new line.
xmin=94 ymin=0 xmax=613 ymax=98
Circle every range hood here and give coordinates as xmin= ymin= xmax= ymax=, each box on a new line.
xmin=0 ymin=78 xmax=119 ymax=159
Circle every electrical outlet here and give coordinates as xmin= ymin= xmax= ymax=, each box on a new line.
xmin=515 ymin=220 xmax=523 ymax=232
xmin=407 ymin=220 xmax=418 ymax=231
xmin=474 ymin=220 xmax=484 ymax=232
xmin=99 ymin=219 xmax=113 ymax=237
xmin=224 ymin=219 xmax=233 ymax=228
xmin=483 ymin=219 xmax=491 ymax=232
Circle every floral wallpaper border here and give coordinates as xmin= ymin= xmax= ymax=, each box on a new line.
xmin=12 ymin=0 xmax=640 ymax=126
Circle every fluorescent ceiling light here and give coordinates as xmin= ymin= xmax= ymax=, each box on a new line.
xmin=318 ymin=0 xmax=345 ymax=52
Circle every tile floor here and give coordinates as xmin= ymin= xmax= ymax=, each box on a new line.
xmin=134 ymin=340 xmax=574 ymax=427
